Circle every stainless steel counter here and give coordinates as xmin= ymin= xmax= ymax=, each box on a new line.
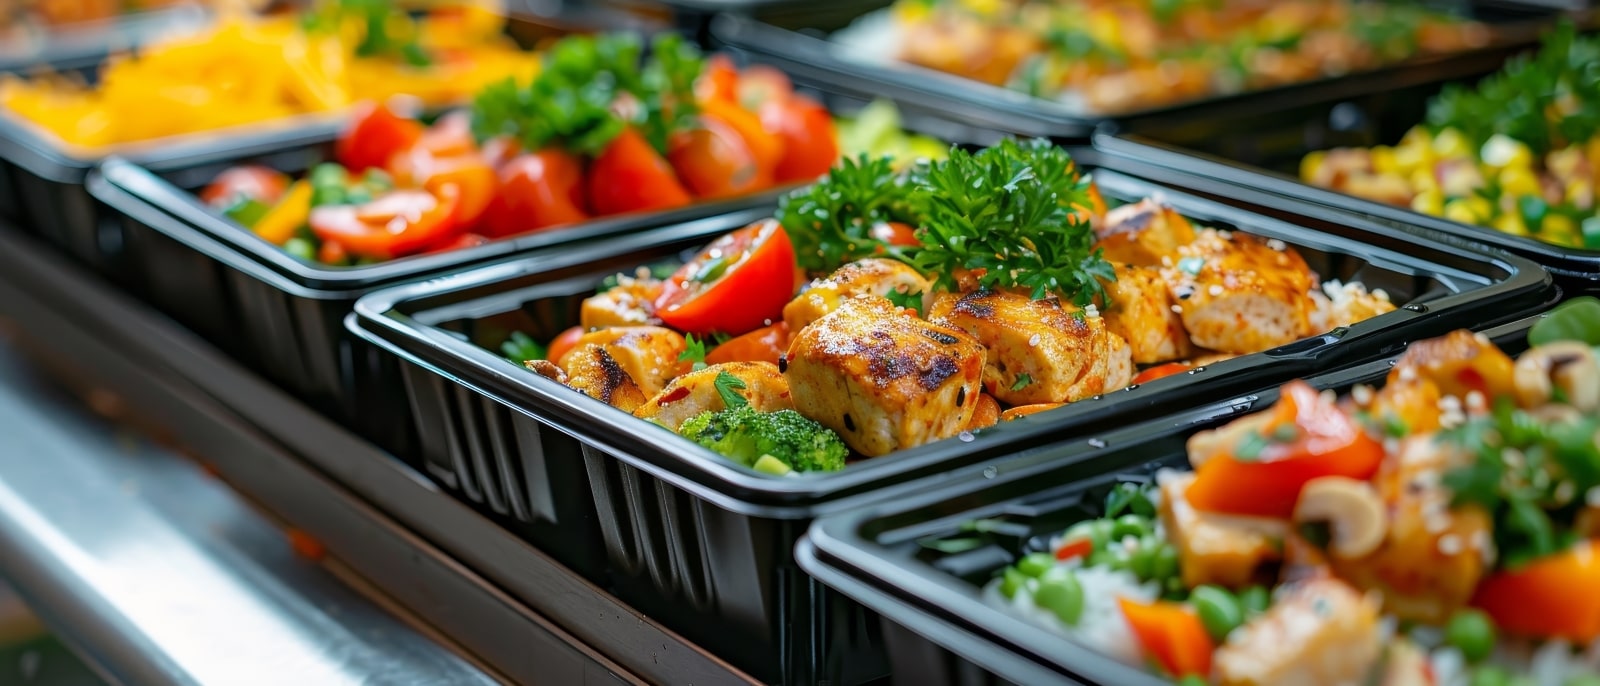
xmin=0 ymin=341 xmax=498 ymax=686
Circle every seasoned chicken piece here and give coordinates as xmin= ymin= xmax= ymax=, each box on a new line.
xmin=1308 ymin=281 xmax=1396 ymax=332
xmin=1390 ymin=329 xmax=1515 ymax=400
xmin=1101 ymin=264 xmax=1192 ymax=364
xmin=1093 ymin=198 xmax=1197 ymax=267
xmin=523 ymin=359 xmax=567 ymax=384
xmin=928 ymin=289 xmax=1133 ymax=406
xmin=633 ymin=362 xmax=794 ymax=431
xmin=1363 ymin=374 xmax=1444 ymax=436
xmin=1214 ymin=578 xmax=1382 ymax=686
xmin=581 ymin=274 xmax=662 ymax=330
xmin=559 ymin=344 xmax=648 ymax=413
xmin=1329 ymin=436 xmax=1491 ymax=624
xmin=783 ymin=259 xmax=930 ymax=334
xmin=785 ymin=296 xmax=985 ymax=457
xmin=1162 ymin=229 xmax=1317 ymax=354
xmin=897 ymin=17 xmax=1041 ymax=87
xmin=558 ymin=326 xmax=687 ymax=397
xmin=1158 ymin=471 xmax=1287 ymax=589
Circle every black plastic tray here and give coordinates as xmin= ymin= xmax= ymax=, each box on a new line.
xmin=1101 ymin=19 xmax=1600 ymax=292
xmin=348 ymin=143 xmax=1554 ymax=685
xmin=0 ymin=8 xmax=650 ymax=275
xmin=797 ymin=312 xmax=1547 ymax=686
xmin=708 ymin=3 xmax=1562 ymax=141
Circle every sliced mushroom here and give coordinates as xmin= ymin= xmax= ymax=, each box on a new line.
xmin=1293 ymin=476 xmax=1388 ymax=559
xmin=1514 ymin=341 xmax=1600 ymax=412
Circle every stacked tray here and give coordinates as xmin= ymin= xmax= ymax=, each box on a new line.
xmin=348 ymin=141 xmax=1553 ymax=684
xmin=795 ymin=312 xmax=1550 ymax=686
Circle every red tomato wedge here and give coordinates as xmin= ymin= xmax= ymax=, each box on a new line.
xmin=655 ymin=219 xmax=798 ymax=336
xmin=389 ymin=147 xmax=496 ymax=229
xmin=1054 ymin=537 xmax=1093 ymax=561
xmin=546 ymin=326 xmax=586 ymax=366
xmin=669 ymin=115 xmax=770 ymax=200
xmin=588 ymin=128 xmax=693 ymax=216
xmin=201 ymin=165 xmax=290 ymax=208
xmin=483 ymin=148 xmax=590 ymax=237
xmin=870 ymin=221 xmax=920 ymax=247
xmin=1474 ymin=541 xmax=1600 ymax=643
xmin=338 ymin=101 xmax=425 ymax=173
xmin=759 ymin=95 xmax=839 ymax=183
xmin=705 ymin=322 xmax=789 ymax=366
xmin=1133 ymin=362 xmax=1191 ymax=385
xmin=309 ymin=186 xmax=461 ymax=260
xmin=1185 ymin=380 xmax=1384 ymax=519
xmin=1119 ymin=598 xmax=1214 ymax=679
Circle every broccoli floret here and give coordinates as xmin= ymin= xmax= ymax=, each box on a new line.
xmin=679 ymin=405 xmax=849 ymax=474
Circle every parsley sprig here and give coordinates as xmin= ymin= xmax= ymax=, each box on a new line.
xmin=470 ymin=33 xmax=705 ymax=157
xmin=775 ymin=154 xmax=921 ymax=273
xmin=908 ymin=138 xmax=1112 ymax=304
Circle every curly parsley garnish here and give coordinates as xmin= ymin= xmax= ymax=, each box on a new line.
xmin=776 ymin=154 xmax=922 ymax=273
xmin=679 ymin=334 xmax=710 ymax=371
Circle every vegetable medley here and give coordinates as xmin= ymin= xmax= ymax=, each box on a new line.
xmin=1303 ymin=23 xmax=1600 ymax=249
xmin=0 ymin=1 xmax=539 ymax=147
xmin=836 ymin=0 xmax=1489 ymax=114
xmin=199 ymin=32 xmax=941 ymax=264
xmin=501 ymin=139 xmax=1396 ymax=475
xmin=983 ymin=297 xmax=1600 ymax=686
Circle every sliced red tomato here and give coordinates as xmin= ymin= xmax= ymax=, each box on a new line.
xmin=201 ymin=165 xmax=291 ymax=208
xmin=588 ymin=128 xmax=693 ymax=216
xmin=1119 ymin=598 xmax=1215 ymax=679
xmin=870 ymin=221 xmax=920 ymax=247
xmin=337 ymin=100 xmax=425 ymax=173
xmin=309 ymin=186 xmax=461 ymax=260
xmin=1133 ymin=362 xmax=1191 ymax=385
xmin=547 ymin=325 xmax=586 ymax=366
xmin=1054 ymin=537 xmax=1094 ymax=562
xmin=423 ymin=233 xmax=491 ymax=254
xmin=1185 ymin=380 xmax=1384 ymax=519
xmin=759 ymin=95 xmax=839 ymax=183
xmin=483 ymin=148 xmax=590 ymax=237
xmin=705 ymin=322 xmax=789 ymax=366
xmin=389 ymin=148 xmax=496 ymax=229
xmin=655 ymin=219 xmax=798 ymax=336
xmin=1474 ymin=540 xmax=1600 ymax=643
xmin=705 ymin=98 xmax=783 ymax=178
xmin=415 ymin=111 xmax=476 ymax=157
xmin=669 ymin=116 xmax=771 ymax=200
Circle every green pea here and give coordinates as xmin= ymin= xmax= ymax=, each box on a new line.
xmin=1469 ymin=666 xmax=1511 ymax=686
xmin=284 ymin=237 xmax=317 ymax=262
xmin=1016 ymin=552 xmax=1056 ymax=579
xmin=1033 ymin=572 xmax=1085 ymax=626
xmin=1238 ymin=586 xmax=1270 ymax=616
xmin=1126 ymin=546 xmax=1156 ymax=580
xmin=999 ymin=567 xmax=1027 ymax=599
xmin=1111 ymin=514 xmax=1152 ymax=539
xmin=1445 ymin=609 xmax=1496 ymax=663
xmin=1060 ymin=521 xmax=1099 ymax=549
xmin=1151 ymin=543 xmax=1180 ymax=582
xmin=1191 ymin=585 xmax=1245 ymax=641
xmin=1088 ymin=519 xmax=1116 ymax=549
xmin=1086 ymin=549 xmax=1117 ymax=569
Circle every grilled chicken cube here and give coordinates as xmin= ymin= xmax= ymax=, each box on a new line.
xmin=1094 ymin=198 xmax=1198 ymax=267
xmin=785 ymin=296 xmax=985 ymax=457
xmin=1214 ymin=578 xmax=1382 ymax=686
xmin=558 ymin=344 xmax=648 ymax=413
xmin=558 ymin=326 xmax=687 ymax=397
xmin=1162 ymin=229 xmax=1317 ymax=354
xmin=581 ymin=274 xmax=663 ymax=330
xmin=634 ymin=362 xmax=794 ymax=431
xmin=1101 ymin=264 xmax=1192 ymax=364
xmin=783 ymin=259 xmax=931 ymax=334
xmin=897 ymin=18 xmax=1042 ymax=87
xmin=1158 ymin=471 xmax=1287 ymax=589
xmin=1390 ymin=329 xmax=1515 ymax=400
xmin=928 ymin=289 xmax=1132 ymax=406
xmin=1329 ymin=436 xmax=1491 ymax=624
xmin=523 ymin=359 xmax=568 ymax=384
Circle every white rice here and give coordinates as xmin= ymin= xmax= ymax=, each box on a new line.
xmin=1425 ymin=635 xmax=1600 ymax=686
xmin=982 ymin=565 xmax=1159 ymax=667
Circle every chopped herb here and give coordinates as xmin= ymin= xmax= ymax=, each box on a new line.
xmin=1234 ymin=431 xmax=1269 ymax=461
xmin=1383 ymin=414 xmax=1410 ymax=438
xmin=679 ymin=334 xmax=709 ymax=371
xmin=500 ymin=331 xmax=547 ymax=363
xmin=775 ymin=154 xmax=922 ymax=273
xmin=885 ymin=287 xmax=925 ymax=316
xmin=714 ymin=371 xmax=748 ymax=409
xmin=1011 ymin=374 xmax=1034 ymax=392
xmin=1105 ymin=482 xmax=1157 ymax=518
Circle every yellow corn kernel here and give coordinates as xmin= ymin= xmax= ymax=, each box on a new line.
xmin=1411 ymin=188 xmax=1444 ymax=216
xmin=1499 ymin=167 xmax=1542 ymax=198
xmin=1432 ymin=128 xmax=1472 ymax=160
xmin=1371 ymin=146 xmax=1400 ymax=175
xmin=1443 ymin=199 xmax=1480 ymax=225
xmin=1464 ymin=196 xmax=1493 ymax=222
xmin=1410 ymin=168 xmax=1440 ymax=195
xmin=1567 ymin=180 xmax=1594 ymax=210
xmin=1393 ymin=138 xmax=1433 ymax=173
xmin=1300 ymin=151 xmax=1327 ymax=183
xmin=1541 ymin=215 xmax=1578 ymax=244
xmin=1399 ymin=126 xmax=1433 ymax=152
xmin=1492 ymin=211 xmax=1528 ymax=236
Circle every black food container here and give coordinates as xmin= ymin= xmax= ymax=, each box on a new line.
xmin=347 ymin=144 xmax=1553 ymax=685
xmin=707 ymin=3 xmax=1561 ymax=140
xmin=1102 ymin=16 xmax=1600 ymax=292
xmin=796 ymin=313 xmax=1546 ymax=686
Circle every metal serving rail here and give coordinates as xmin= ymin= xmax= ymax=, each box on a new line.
xmin=0 ymin=224 xmax=758 ymax=685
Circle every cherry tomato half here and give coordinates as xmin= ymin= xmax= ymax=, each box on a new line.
xmin=587 ymin=128 xmax=693 ymax=216
xmin=655 ymin=219 xmax=798 ymax=336
xmin=337 ymin=100 xmax=425 ymax=173
xmin=201 ymin=165 xmax=290 ymax=208
xmin=483 ymin=148 xmax=589 ymax=237
xmin=389 ymin=146 xmax=496 ymax=229
xmin=759 ymin=95 xmax=839 ymax=183
xmin=705 ymin=322 xmax=789 ymax=366
xmin=1132 ymin=362 xmax=1191 ymax=385
xmin=309 ymin=186 xmax=462 ymax=260
xmin=669 ymin=115 xmax=770 ymax=200
xmin=546 ymin=325 xmax=586 ymax=366
xmin=869 ymin=221 xmax=920 ymax=247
